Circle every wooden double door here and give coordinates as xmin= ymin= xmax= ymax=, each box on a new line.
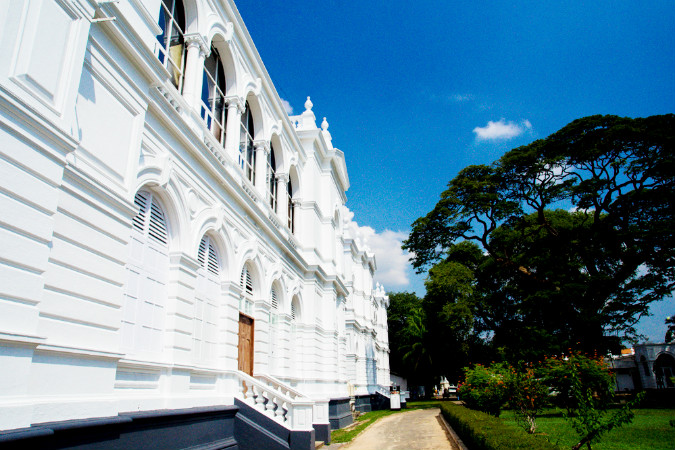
xmin=237 ymin=313 xmax=254 ymax=376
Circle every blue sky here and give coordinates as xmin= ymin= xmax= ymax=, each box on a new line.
xmin=234 ymin=1 xmax=675 ymax=342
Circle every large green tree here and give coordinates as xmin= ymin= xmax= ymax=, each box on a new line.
xmin=404 ymin=114 xmax=675 ymax=358
xmin=386 ymin=292 xmax=433 ymax=385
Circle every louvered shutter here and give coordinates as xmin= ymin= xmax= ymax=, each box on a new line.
xmin=123 ymin=190 xmax=169 ymax=356
xmin=271 ymin=287 xmax=278 ymax=310
xmin=240 ymin=265 xmax=253 ymax=297
xmin=239 ymin=265 xmax=254 ymax=314
xmin=198 ymin=236 xmax=220 ymax=276
xmin=194 ymin=235 xmax=219 ymax=365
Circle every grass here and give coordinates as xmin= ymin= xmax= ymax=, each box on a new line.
xmin=499 ymin=408 xmax=675 ymax=450
xmin=330 ymin=400 xmax=443 ymax=443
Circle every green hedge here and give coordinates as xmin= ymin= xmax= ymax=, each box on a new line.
xmin=440 ymin=403 xmax=560 ymax=450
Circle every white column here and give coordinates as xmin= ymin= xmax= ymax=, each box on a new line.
xmin=276 ymin=173 xmax=289 ymax=225
xmin=182 ymin=34 xmax=208 ymax=111
xmin=253 ymin=140 xmax=269 ymax=194
xmin=224 ymin=97 xmax=244 ymax=158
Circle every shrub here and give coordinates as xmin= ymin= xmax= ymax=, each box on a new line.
xmin=538 ymin=352 xmax=614 ymax=414
xmin=458 ymin=363 xmax=510 ymax=417
xmin=439 ymin=402 xmax=559 ymax=450
xmin=508 ymin=365 xmax=550 ymax=434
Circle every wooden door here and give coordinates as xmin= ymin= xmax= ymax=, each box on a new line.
xmin=238 ymin=313 xmax=254 ymax=375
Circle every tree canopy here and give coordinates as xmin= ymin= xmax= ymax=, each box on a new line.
xmin=403 ymin=114 xmax=675 ymax=359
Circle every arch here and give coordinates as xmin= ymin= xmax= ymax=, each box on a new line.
xmin=268 ymin=139 xmax=280 ymax=212
xmin=200 ymin=42 xmax=227 ymax=146
xmin=270 ymin=281 xmax=282 ymax=311
xmin=197 ymin=233 xmax=222 ymax=276
xmin=122 ymin=189 xmax=172 ymax=357
xmin=193 ymin=232 xmax=221 ymax=365
xmin=238 ymin=258 xmax=262 ymax=316
xmin=208 ymin=31 xmax=237 ymax=98
xmin=243 ymin=92 xmax=264 ymax=141
xmin=191 ymin=211 xmax=233 ymax=277
xmin=156 ymin=0 xmax=188 ymax=92
xmin=287 ymin=165 xmax=300 ymax=233
xmin=654 ymin=353 xmax=675 ymax=388
xmin=130 ymin=181 xmax=184 ymax=253
xmin=239 ymin=100 xmax=256 ymax=184
xmin=290 ymin=294 xmax=301 ymax=323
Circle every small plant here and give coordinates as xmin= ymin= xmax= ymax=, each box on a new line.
xmin=563 ymin=358 xmax=643 ymax=450
xmin=508 ymin=365 xmax=550 ymax=434
xmin=458 ymin=363 xmax=510 ymax=417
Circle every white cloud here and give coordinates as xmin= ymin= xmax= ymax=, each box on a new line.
xmin=473 ymin=118 xmax=532 ymax=141
xmin=344 ymin=211 xmax=411 ymax=289
xmin=280 ymin=98 xmax=293 ymax=115
xmin=451 ymin=93 xmax=474 ymax=102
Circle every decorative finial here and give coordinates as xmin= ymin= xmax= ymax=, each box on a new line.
xmin=321 ymin=117 xmax=329 ymax=131
xmin=304 ymin=96 xmax=313 ymax=112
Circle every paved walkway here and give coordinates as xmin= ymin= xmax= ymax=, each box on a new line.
xmin=339 ymin=408 xmax=458 ymax=450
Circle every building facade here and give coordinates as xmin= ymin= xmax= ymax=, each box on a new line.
xmin=610 ymin=344 xmax=675 ymax=392
xmin=0 ymin=0 xmax=390 ymax=447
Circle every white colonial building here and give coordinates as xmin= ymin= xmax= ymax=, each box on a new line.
xmin=0 ymin=0 xmax=390 ymax=448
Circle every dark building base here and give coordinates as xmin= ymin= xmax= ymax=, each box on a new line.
xmin=328 ymin=397 xmax=352 ymax=430
xmin=0 ymin=406 xmax=239 ymax=450
xmin=312 ymin=423 xmax=331 ymax=444
xmin=353 ymin=395 xmax=372 ymax=414
xmin=0 ymin=401 xmax=319 ymax=450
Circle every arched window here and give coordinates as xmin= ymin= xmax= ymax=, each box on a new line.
xmin=291 ymin=297 xmax=299 ymax=323
xmin=123 ymin=190 xmax=169 ymax=356
xmin=194 ymin=235 xmax=220 ymax=364
xmin=197 ymin=235 xmax=220 ymax=276
xmin=271 ymin=285 xmax=279 ymax=311
xmin=268 ymin=145 xmax=278 ymax=211
xmin=269 ymin=283 xmax=281 ymax=373
xmin=239 ymin=264 xmax=254 ymax=315
xmin=287 ymin=177 xmax=295 ymax=233
xmin=156 ymin=0 xmax=186 ymax=91
xmin=239 ymin=103 xmax=255 ymax=184
xmin=201 ymin=46 xmax=227 ymax=146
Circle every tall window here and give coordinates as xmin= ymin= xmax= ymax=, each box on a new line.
xmin=268 ymin=146 xmax=278 ymax=211
xmin=156 ymin=0 xmax=186 ymax=91
xmin=194 ymin=235 xmax=219 ymax=364
xmin=201 ymin=46 xmax=227 ymax=146
xmin=290 ymin=297 xmax=299 ymax=323
xmin=287 ymin=177 xmax=295 ymax=233
xmin=239 ymin=103 xmax=255 ymax=184
xmin=239 ymin=264 xmax=254 ymax=315
xmin=123 ymin=191 xmax=169 ymax=356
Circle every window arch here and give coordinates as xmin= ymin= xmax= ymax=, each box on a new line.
xmin=156 ymin=0 xmax=187 ymax=91
xmin=268 ymin=144 xmax=278 ymax=212
xmin=290 ymin=296 xmax=300 ymax=323
xmin=270 ymin=284 xmax=280 ymax=311
xmin=269 ymin=282 xmax=281 ymax=373
xmin=239 ymin=263 xmax=254 ymax=315
xmin=197 ymin=234 xmax=220 ymax=276
xmin=287 ymin=177 xmax=295 ymax=233
xmin=122 ymin=190 xmax=170 ymax=356
xmin=201 ymin=45 xmax=227 ymax=146
xmin=194 ymin=235 xmax=220 ymax=364
xmin=239 ymin=102 xmax=255 ymax=184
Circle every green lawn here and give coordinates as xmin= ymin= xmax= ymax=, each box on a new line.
xmin=499 ymin=408 xmax=675 ymax=450
xmin=330 ymin=400 xmax=443 ymax=443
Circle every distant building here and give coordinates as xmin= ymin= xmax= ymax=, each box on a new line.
xmin=0 ymin=0 xmax=390 ymax=448
xmin=609 ymin=343 xmax=675 ymax=391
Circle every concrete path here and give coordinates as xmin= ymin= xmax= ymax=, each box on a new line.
xmin=340 ymin=408 xmax=458 ymax=450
